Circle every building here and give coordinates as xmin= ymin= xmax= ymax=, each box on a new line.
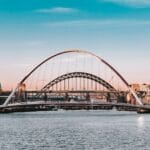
xmin=131 ymin=84 xmax=140 ymax=91
xmin=131 ymin=83 xmax=150 ymax=104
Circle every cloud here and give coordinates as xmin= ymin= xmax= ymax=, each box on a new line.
xmin=103 ymin=0 xmax=150 ymax=8
xmin=36 ymin=7 xmax=77 ymax=13
xmin=44 ymin=19 xmax=150 ymax=27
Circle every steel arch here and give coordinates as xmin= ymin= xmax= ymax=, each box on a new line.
xmin=42 ymin=72 xmax=116 ymax=91
xmin=20 ymin=50 xmax=129 ymax=86
xmin=3 ymin=49 xmax=143 ymax=106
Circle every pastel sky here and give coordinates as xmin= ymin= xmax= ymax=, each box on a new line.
xmin=0 ymin=0 xmax=150 ymax=90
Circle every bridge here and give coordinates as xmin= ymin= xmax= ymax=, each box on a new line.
xmin=0 ymin=49 xmax=149 ymax=113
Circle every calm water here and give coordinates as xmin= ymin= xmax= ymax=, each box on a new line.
xmin=0 ymin=110 xmax=150 ymax=150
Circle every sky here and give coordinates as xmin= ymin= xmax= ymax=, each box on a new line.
xmin=0 ymin=0 xmax=150 ymax=90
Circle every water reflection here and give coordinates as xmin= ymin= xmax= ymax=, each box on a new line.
xmin=137 ymin=115 xmax=144 ymax=128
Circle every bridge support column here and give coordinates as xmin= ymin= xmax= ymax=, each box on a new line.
xmin=86 ymin=93 xmax=90 ymax=101
xmin=65 ymin=93 xmax=69 ymax=102
xmin=44 ymin=92 xmax=47 ymax=102
xmin=106 ymin=93 xmax=111 ymax=102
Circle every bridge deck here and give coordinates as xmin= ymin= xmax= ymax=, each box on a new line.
xmin=0 ymin=101 xmax=150 ymax=113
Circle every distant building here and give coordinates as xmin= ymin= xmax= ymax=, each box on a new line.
xmin=131 ymin=84 xmax=140 ymax=91
xmin=140 ymin=84 xmax=150 ymax=92
xmin=131 ymin=83 xmax=150 ymax=92
xmin=131 ymin=83 xmax=150 ymax=104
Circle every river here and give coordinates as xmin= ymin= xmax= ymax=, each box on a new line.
xmin=0 ymin=110 xmax=150 ymax=150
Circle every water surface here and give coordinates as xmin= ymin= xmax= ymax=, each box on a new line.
xmin=0 ymin=110 xmax=150 ymax=150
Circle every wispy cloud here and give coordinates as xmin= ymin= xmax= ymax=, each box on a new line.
xmin=44 ymin=19 xmax=150 ymax=27
xmin=36 ymin=7 xmax=77 ymax=13
xmin=103 ymin=0 xmax=150 ymax=8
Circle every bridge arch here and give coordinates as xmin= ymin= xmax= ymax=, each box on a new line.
xmin=3 ymin=49 xmax=143 ymax=106
xmin=19 ymin=50 xmax=129 ymax=86
xmin=41 ymin=72 xmax=116 ymax=92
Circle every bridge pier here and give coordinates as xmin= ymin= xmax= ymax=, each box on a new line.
xmin=85 ymin=93 xmax=90 ymax=101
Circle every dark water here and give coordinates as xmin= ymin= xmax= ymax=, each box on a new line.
xmin=0 ymin=110 xmax=150 ymax=150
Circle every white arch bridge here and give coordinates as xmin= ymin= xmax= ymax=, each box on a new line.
xmin=1 ymin=49 xmax=150 ymax=113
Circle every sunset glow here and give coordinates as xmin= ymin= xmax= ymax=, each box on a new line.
xmin=0 ymin=0 xmax=150 ymax=90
